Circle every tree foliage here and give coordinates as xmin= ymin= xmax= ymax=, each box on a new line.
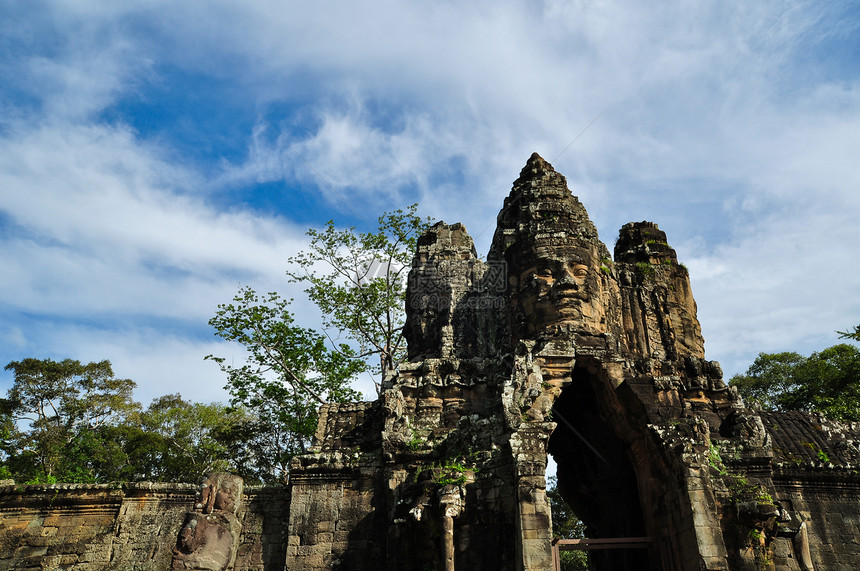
xmin=730 ymin=342 xmax=860 ymax=422
xmin=2 ymin=358 xmax=138 ymax=483
xmin=1 ymin=207 xmax=433 ymax=484
xmin=547 ymin=475 xmax=589 ymax=571
xmin=286 ymin=205 xmax=432 ymax=389
xmin=206 ymin=287 xmax=363 ymax=481
xmin=133 ymin=394 xmax=244 ymax=483
xmin=838 ymin=324 xmax=860 ymax=342
xmin=0 ymin=357 xmax=289 ymax=485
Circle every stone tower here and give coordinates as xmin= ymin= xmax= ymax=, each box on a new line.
xmin=285 ymin=154 xmax=860 ymax=570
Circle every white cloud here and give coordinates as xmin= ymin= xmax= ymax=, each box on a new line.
xmin=1 ymin=0 xmax=859 ymax=405
xmin=692 ymin=204 xmax=860 ymax=375
xmin=0 ymin=118 xmax=311 ymax=319
xmin=0 ymin=321 xmax=233 ymax=405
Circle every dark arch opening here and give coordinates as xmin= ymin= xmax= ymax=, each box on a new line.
xmin=548 ymin=364 xmax=654 ymax=571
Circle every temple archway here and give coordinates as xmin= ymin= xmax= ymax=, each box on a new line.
xmin=547 ymin=361 xmax=656 ymax=571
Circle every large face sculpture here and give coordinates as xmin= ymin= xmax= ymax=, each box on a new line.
xmin=511 ymin=238 xmax=607 ymax=339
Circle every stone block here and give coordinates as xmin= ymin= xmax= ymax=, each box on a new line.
xmin=519 ymin=502 xmax=535 ymax=516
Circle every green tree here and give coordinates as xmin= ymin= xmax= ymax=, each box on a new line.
xmin=81 ymin=422 xmax=158 ymax=482
xmin=547 ymin=475 xmax=589 ymax=571
xmin=207 ymin=287 xmax=363 ymax=481
xmin=286 ymin=205 xmax=432 ymax=390
xmin=0 ymin=400 xmax=20 ymax=481
xmin=730 ymin=343 xmax=860 ymax=421
xmin=1 ymin=357 xmax=301 ymax=484
xmin=838 ymin=324 xmax=860 ymax=342
xmin=2 ymin=358 xmax=138 ymax=483
xmin=727 ymin=352 xmax=807 ymax=412
xmin=132 ymin=394 xmax=238 ymax=482
xmin=208 ymin=406 xmax=294 ymax=485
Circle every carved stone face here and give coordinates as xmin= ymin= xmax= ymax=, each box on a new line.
xmin=511 ymin=239 xmax=607 ymax=338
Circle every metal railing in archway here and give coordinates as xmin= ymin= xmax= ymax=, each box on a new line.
xmin=551 ymin=537 xmax=677 ymax=571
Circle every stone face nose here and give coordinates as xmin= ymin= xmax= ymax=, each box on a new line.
xmin=557 ymin=271 xmax=578 ymax=286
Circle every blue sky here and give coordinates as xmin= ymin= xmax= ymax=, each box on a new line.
xmin=1 ymin=0 xmax=859 ymax=405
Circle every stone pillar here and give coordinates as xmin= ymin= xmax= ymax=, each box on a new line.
xmin=652 ymin=420 xmax=731 ymax=570
xmin=510 ymin=424 xmax=554 ymax=571
xmin=438 ymin=483 xmax=463 ymax=571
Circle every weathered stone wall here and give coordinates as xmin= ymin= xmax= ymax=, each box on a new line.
xmin=0 ymin=482 xmax=288 ymax=570
xmin=746 ymin=411 xmax=860 ymax=570
xmin=284 ymin=402 xmax=384 ymax=570
xmin=772 ymin=475 xmax=860 ymax=570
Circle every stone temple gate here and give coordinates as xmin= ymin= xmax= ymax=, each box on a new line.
xmin=2 ymin=155 xmax=859 ymax=570
xmin=286 ymin=154 xmax=860 ymax=570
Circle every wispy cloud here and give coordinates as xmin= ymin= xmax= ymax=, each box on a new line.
xmin=1 ymin=0 xmax=858 ymax=403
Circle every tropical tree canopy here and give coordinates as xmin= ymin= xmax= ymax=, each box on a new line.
xmin=729 ymin=341 xmax=860 ymax=422
xmin=206 ymin=287 xmax=363 ymax=481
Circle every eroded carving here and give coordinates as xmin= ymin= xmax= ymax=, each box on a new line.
xmin=171 ymin=473 xmax=244 ymax=571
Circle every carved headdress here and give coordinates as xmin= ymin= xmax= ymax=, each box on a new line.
xmin=488 ymin=153 xmax=613 ymax=342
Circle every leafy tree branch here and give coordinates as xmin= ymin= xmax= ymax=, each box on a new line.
xmin=730 ymin=339 xmax=860 ymax=422
xmin=286 ymin=204 xmax=432 ymax=391
xmin=206 ymin=287 xmax=363 ymax=481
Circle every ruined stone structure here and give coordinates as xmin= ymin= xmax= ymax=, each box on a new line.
xmin=286 ymin=154 xmax=860 ymax=571
xmin=2 ymin=154 xmax=859 ymax=570
xmin=0 ymin=481 xmax=288 ymax=570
